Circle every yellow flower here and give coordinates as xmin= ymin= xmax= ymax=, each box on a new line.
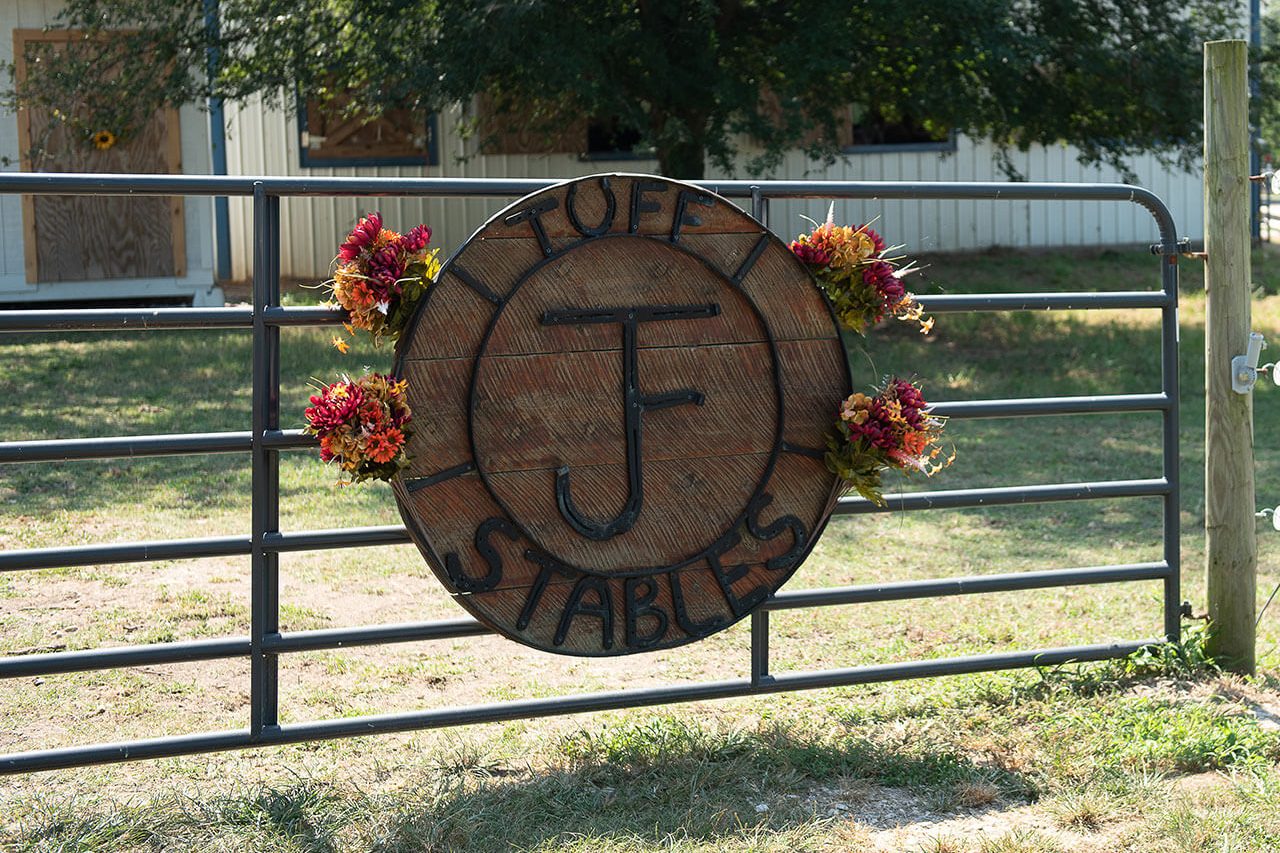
xmin=883 ymin=399 xmax=906 ymax=426
xmin=424 ymin=247 xmax=443 ymax=279
xmin=840 ymin=393 xmax=870 ymax=422
xmin=331 ymin=336 xmax=350 ymax=354
xmin=91 ymin=130 xmax=116 ymax=151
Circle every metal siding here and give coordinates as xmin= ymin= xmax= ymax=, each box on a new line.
xmin=177 ymin=103 xmax=214 ymax=276
xmin=222 ymin=98 xmax=1207 ymax=278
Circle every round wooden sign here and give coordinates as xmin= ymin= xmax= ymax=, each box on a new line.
xmin=392 ymin=174 xmax=850 ymax=655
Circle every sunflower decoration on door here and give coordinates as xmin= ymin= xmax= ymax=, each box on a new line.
xmin=91 ymin=130 xmax=117 ymax=151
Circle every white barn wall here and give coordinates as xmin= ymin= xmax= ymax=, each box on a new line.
xmin=225 ymin=98 xmax=1203 ymax=282
xmin=0 ymin=0 xmax=218 ymax=302
xmin=749 ymin=138 xmax=1202 ymax=256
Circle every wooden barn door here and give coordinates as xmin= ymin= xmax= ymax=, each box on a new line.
xmin=12 ymin=30 xmax=185 ymax=284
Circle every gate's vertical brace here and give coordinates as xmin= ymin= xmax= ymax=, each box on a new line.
xmin=750 ymin=611 xmax=771 ymax=684
xmin=749 ymin=186 xmax=773 ymax=686
xmin=1161 ymin=251 xmax=1182 ymax=643
xmin=250 ymin=183 xmax=282 ymax=732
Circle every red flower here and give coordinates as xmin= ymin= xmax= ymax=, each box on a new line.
xmin=367 ymin=245 xmax=407 ymax=292
xmin=400 ymin=224 xmax=432 ymax=253
xmin=789 ymin=240 xmax=831 ymax=267
xmin=863 ymin=261 xmax=904 ymax=306
xmin=305 ymin=383 xmax=364 ymax=435
xmin=338 ymin=212 xmax=382 ymax=261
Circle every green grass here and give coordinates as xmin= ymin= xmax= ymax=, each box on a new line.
xmin=3 ymin=245 xmax=1280 ymax=851
xmin=4 ymin=670 xmax=1278 ymax=851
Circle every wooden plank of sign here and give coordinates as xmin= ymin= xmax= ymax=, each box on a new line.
xmin=402 ymin=451 xmax=833 ymax=593
xmin=481 ymin=174 xmax=763 ymax=241
xmin=461 ymin=560 xmax=790 ymax=655
xmin=472 ymin=342 xmax=778 ymax=472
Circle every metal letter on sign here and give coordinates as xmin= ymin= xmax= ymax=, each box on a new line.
xmin=393 ymin=174 xmax=851 ymax=655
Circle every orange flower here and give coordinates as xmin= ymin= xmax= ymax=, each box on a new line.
xmin=331 ymin=336 xmax=351 ymax=354
xmin=359 ymin=400 xmax=385 ymax=426
xmin=902 ymin=431 xmax=931 ymax=456
xmin=364 ymin=427 xmax=404 ymax=464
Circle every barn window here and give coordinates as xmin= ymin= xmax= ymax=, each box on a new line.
xmin=474 ymin=97 xmax=650 ymax=160
xmin=584 ymin=116 xmax=649 ymax=160
xmin=845 ymin=107 xmax=955 ymax=153
xmin=298 ymin=94 xmax=438 ymax=168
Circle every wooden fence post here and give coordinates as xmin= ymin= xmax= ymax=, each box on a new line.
xmin=1204 ymin=39 xmax=1257 ymax=674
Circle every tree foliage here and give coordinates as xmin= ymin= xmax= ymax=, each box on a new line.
xmin=5 ymin=0 xmax=1233 ymax=180
xmin=1256 ymin=10 xmax=1280 ymax=164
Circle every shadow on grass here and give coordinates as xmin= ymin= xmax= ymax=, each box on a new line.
xmin=8 ymin=717 xmax=1033 ymax=852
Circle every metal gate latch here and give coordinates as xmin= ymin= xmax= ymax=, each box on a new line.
xmin=1232 ymin=332 xmax=1268 ymax=394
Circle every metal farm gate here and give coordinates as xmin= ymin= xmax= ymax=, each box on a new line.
xmin=0 ymin=175 xmax=1183 ymax=774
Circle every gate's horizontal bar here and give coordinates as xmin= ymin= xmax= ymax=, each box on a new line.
xmin=0 ymin=562 xmax=1171 ymax=679
xmin=930 ymin=394 xmax=1170 ymax=419
xmin=0 ymin=397 xmax=1163 ymax=465
xmin=0 ymin=394 xmax=1162 ymax=466
xmin=267 ymin=525 xmax=412 ymax=552
xmin=0 ymin=524 xmax=412 ymax=572
xmin=271 ymin=641 xmax=1155 ymax=741
xmin=0 ymin=174 xmax=557 ymax=198
xmin=837 ymin=478 xmax=1169 ymax=515
xmin=0 ymin=306 xmax=351 ymax=334
xmin=1 ymin=476 xmax=1165 ymax=571
xmin=262 ymin=429 xmax=315 ymax=450
xmin=0 ymin=535 xmax=251 ymax=572
xmin=260 ymin=306 xmax=347 ymax=326
xmin=0 ymin=431 xmax=253 ymax=463
xmin=264 ymin=618 xmax=493 ymax=653
xmin=716 ymin=180 xmax=1171 ymax=206
xmin=0 ymin=638 xmax=1160 ymax=774
xmin=0 ymin=173 xmax=1172 ymax=208
xmin=0 ymin=618 xmax=494 ymax=679
xmin=0 ymin=292 xmax=1169 ymax=334
xmin=0 ymin=430 xmax=314 ymax=464
xmin=916 ymin=291 xmax=1170 ymax=312
xmin=0 ymin=307 xmax=254 ymax=332
xmin=0 ymin=638 xmax=251 ymax=679
xmin=764 ymin=562 xmax=1169 ymax=610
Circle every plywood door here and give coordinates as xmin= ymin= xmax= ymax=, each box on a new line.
xmin=13 ymin=29 xmax=185 ymax=284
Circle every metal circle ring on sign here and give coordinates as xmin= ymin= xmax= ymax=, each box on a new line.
xmin=391 ymin=173 xmax=852 ymax=656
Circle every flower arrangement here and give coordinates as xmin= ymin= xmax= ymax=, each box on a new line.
xmin=790 ymin=205 xmax=931 ymax=336
xmin=826 ymin=377 xmax=952 ymax=505
xmin=303 ymin=373 xmax=413 ymax=484
xmin=324 ymin=212 xmax=441 ymax=349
